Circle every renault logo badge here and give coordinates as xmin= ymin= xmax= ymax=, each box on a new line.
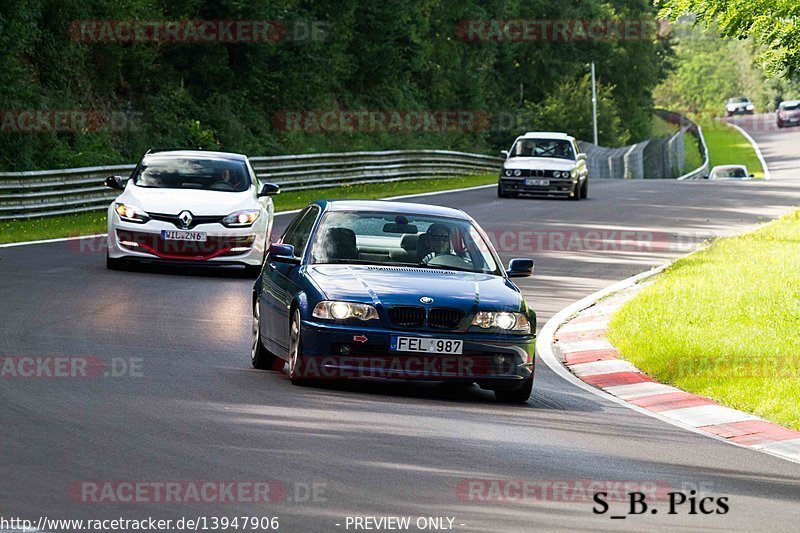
xmin=178 ymin=211 xmax=193 ymax=228
xmin=420 ymin=296 xmax=433 ymax=304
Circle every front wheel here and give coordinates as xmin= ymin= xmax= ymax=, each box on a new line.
xmin=244 ymin=264 xmax=262 ymax=277
xmin=579 ymin=179 xmax=588 ymax=199
xmin=569 ymin=182 xmax=581 ymax=201
xmin=251 ymin=301 xmax=277 ymax=370
xmin=497 ymin=185 xmax=512 ymax=198
xmin=494 ymin=375 xmax=533 ymax=404
xmin=288 ymin=308 xmax=312 ymax=384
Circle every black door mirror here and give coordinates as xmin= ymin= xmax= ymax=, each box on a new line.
xmin=507 ymin=258 xmax=534 ymax=278
xmin=259 ymin=183 xmax=281 ymax=197
xmin=268 ymin=243 xmax=300 ymax=265
xmin=104 ymin=176 xmax=126 ymax=190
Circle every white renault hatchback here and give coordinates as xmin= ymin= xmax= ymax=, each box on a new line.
xmin=105 ymin=150 xmax=280 ymax=275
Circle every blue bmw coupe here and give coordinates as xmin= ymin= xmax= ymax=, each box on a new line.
xmin=251 ymin=200 xmax=537 ymax=403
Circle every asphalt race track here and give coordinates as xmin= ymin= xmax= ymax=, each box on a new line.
xmin=2 ymin=115 xmax=799 ymax=531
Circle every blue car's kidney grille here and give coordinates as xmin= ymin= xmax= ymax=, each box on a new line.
xmin=388 ymin=306 xmax=464 ymax=329
xmin=389 ymin=306 xmax=426 ymax=327
xmin=428 ymin=308 xmax=464 ymax=329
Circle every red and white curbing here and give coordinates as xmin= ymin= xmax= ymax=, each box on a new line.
xmin=548 ymin=279 xmax=800 ymax=464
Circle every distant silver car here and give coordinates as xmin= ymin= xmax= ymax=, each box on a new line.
xmin=726 ymin=96 xmax=754 ymax=117
xmin=776 ymin=100 xmax=800 ymax=128
xmin=707 ymin=165 xmax=753 ymax=180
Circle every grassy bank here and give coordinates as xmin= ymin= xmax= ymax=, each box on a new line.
xmin=608 ymin=210 xmax=800 ymax=430
xmin=698 ymin=119 xmax=764 ymax=179
xmin=0 ymin=173 xmax=496 ymax=245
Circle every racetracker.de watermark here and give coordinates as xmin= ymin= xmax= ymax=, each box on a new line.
xmin=70 ymin=19 xmax=330 ymax=44
xmin=70 ymin=481 xmax=326 ymax=504
xmin=0 ymin=110 xmax=142 ymax=133
xmin=0 ymin=356 xmax=143 ymax=379
xmin=273 ymin=110 xmax=493 ymax=133
xmin=456 ymin=19 xmax=671 ymax=42
xmin=457 ymin=479 xmax=678 ymax=503
xmin=481 ymin=228 xmax=715 ymax=254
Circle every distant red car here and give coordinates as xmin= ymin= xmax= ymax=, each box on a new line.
xmin=776 ymin=100 xmax=800 ymax=128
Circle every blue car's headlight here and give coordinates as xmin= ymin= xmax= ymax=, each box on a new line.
xmin=471 ymin=311 xmax=530 ymax=333
xmin=313 ymin=301 xmax=379 ymax=321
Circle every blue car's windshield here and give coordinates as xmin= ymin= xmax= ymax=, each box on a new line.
xmin=309 ymin=211 xmax=501 ymax=275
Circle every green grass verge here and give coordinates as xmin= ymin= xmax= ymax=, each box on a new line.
xmin=608 ymin=210 xmax=800 ymax=430
xmin=697 ymin=119 xmax=764 ymax=179
xmin=0 ymin=173 xmax=496 ymax=245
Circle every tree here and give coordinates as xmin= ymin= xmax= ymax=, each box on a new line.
xmin=659 ymin=0 xmax=800 ymax=76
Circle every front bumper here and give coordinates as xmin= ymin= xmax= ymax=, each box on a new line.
xmin=499 ymin=177 xmax=576 ymax=198
xmin=107 ymin=213 xmax=266 ymax=266
xmin=296 ymin=319 xmax=535 ymax=387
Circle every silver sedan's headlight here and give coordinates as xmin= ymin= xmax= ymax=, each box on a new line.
xmin=115 ymin=203 xmax=150 ymax=224
xmin=504 ymin=169 xmax=513 ymax=177
xmin=471 ymin=311 xmax=530 ymax=333
xmin=552 ymin=171 xmax=562 ymax=178
xmin=746 ymin=104 xmax=754 ymax=110
xmin=222 ymin=209 xmax=260 ymax=227
xmin=313 ymin=301 xmax=379 ymax=321
xmin=513 ymin=169 xmax=522 ymax=177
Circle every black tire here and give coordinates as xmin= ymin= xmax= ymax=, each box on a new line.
xmin=777 ymin=120 xmax=784 ymax=129
xmin=497 ymin=185 xmax=511 ymax=198
xmin=579 ymin=179 xmax=588 ymax=199
xmin=106 ymin=254 xmax=128 ymax=271
xmin=494 ymin=375 xmax=533 ymax=404
xmin=569 ymin=181 xmax=580 ymax=201
xmin=244 ymin=264 xmax=262 ymax=277
xmin=288 ymin=308 xmax=312 ymax=385
xmin=251 ymin=300 xmax=277 ymax=370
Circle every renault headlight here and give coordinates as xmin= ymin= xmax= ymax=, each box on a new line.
xmin=313 ymin=301 xmax=379 ymax=321
xmin=115 ymin=203 xmax=150 ymax=223
xmin=222 ymin=209 xmax=260 ymax=227
xmin=471 ymin=311 xmax=530 ymax=333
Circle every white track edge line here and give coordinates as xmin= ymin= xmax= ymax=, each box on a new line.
xmin=726 ymin=122 xmax=771 ymax=180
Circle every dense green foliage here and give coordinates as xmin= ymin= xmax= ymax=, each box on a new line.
xmin=0 ymin=0 xmax=668 ymax=171
xmin=659 ymin=0 xmax=800 ymax=77
xmin=653 ymin=19 xmax=800 ymax=112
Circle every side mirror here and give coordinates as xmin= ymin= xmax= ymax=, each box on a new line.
xmin=268 ymin=243 xmax=300 ymax=265
xmin=577 ymin=153 xmax=587 ymax=162
xmin=507 ymin=258 xmax=534 ymax=278
xmin=749 ymin=173 xmax=755 ymax=178
xmin=500 ymin=150 xmax=509 ymax=158
xmin=259 ymin=183 xmax=281 ymax=197
xmin=104 ymin=176 xmax=126 ymax=190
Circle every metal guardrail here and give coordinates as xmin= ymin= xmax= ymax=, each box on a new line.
xmin=0 ymin=111 xmax=709 ymax=221
xmin=654 ymin=110 xmax=709 ymax=181
xmin=0 ymin=150 xmax=503 ymax=220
